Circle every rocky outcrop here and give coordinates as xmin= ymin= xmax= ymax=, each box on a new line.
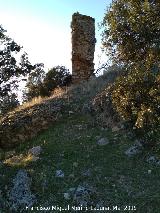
xmin=0 ymin=97 xmax=65 ymax=149
xmin=64 ymin=183 xmax=97 ymax=206
xmin=71 ymin=12 xmax=96 ymax=83
xmin=92 ymin=85 xmax=120 ymax=128
xmin=9 ymin=170 xmax=36 ymax=211
xmin=28 ymin=146 xmax=42 ymax=156
xmin=0 ymin=68 xmax=122 ymax=149
xmin=125 ymin=141 xmax=144 ymax=157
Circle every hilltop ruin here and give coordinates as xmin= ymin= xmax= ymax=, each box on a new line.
xmin=71 ymin=12 xmax=96 ymax=83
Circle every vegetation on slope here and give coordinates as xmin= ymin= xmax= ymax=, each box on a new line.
xmin=1 ymin=1 xmax=160 ymax=212
xmin=102 ymin=0 xmax=160 ymax=145
xmin=0 ymin=66 xmax=121 ymax=149
xmin=1 ymin=113 xmax=160 ymax=212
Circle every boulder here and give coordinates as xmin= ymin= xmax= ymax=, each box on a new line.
xmin=28 ymin=146 xmax=42 ymax=156
xmin=55 ymin=170 xmax=64 ymax=178
xmin=146 ymin=156 xmax=160 ymax=165
xmin=9 ymin=170 xmax=36 ymax=211
xmin=73 ymin=183 xmax=96 ymax=206
xmin=97 ymin=138 xmax=109 ymax=146
xmin=125 ymin=141 xmax=143 ymax=157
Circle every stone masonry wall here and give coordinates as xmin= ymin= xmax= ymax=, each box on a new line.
xmin=71 ymin=12 xmax=96 ymax=83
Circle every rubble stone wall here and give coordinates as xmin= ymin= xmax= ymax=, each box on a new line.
xmin=0 ymin=98 xmax=65 ymax=149
xmin=71 ymin=13 xmax=96 ymax=83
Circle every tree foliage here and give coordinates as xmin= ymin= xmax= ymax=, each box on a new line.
xmin=102 ymin=0 xmax=160 ymax=66
xmin=22 ymin=63 xmax=46 ymax=101
xmin=0 ymin=25 xmax=33 ymax=114
xmin=43 ymin=66 xmax=71 ymax=95
xmin=102 ymin=0 xmax=160 ymax=143
xmin=0 ymin=93 xmax=19 ymax=115
xmin=112 ymin=65 xmax=160 ymax=127
xmin=23 ymin=65 xmax=72 ymax=101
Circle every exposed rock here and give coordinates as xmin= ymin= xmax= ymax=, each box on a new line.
xmin=112 ymin=126 xmax=120 ymax=132
xmin=9 ymin=170 xmax=36 ymax=211
xmin=81 ymin=169 xmax=92 ymax=177
xmin=28 ymin=146 xmax=42 ymax=156
xmin=64 ymin=183 xmax=96 ymax=206
xmin=75 ymin=185 xmax=88 ymax=197
xmin=0 ymin=98 xmax=64 ymax=148
xmin=64 ymin=188 xmax=76 ymax=200
xmin=68 ymin=111 xmax=74 ymax=115
xmin=97 ymin=138 xmax=109 ymax=146
xmin=125 ymin=141 xmax=143 ymax=157
xmin=146 ymin=156 xmax=160 ymax=165
xmin=92 ymin=85 xmax=120 ymax=128
xmin=55 ymin=170 xmax=64 ymax=178
xmin=73 ymin=183 xmax=96 ymax=206
xmin=64 ymin=193 xmax=70 ymax=200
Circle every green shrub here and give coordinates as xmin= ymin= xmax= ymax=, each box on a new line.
xmin=43 ymin=66 xmax=72 ymax=96
xmin=101 ymin=0 xmax=160 ymax=145
xmin=0 ymin=93 xmax=19 ymax=116
xmin=111 ymin=64 xmax=160 ymax=144
xmin=23 ymin=65 xmax=72 ymax=101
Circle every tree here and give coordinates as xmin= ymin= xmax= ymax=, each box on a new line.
xmin=23 ymin=65 xmax=72 ymax=101
xmin=22 ymin=63 xmax=46 ymax=102
xmin=102 ymin=0 xmax=160 ymax=67
xmin=102 ymin=0 xmax=160 ymax=145
xmin=0 ymin=25 xmax=33 ymax=114
xmin=0 ymin=93 xmax=19 ymax=115
xmin=43 ymin=66 xmax=71 ymax=96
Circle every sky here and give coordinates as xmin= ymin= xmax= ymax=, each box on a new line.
xmin=0 ymin=0 xmax=112 ymax=74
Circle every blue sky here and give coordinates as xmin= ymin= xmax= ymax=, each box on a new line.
xmin=0 ymin=0 xmax=112 ymax=72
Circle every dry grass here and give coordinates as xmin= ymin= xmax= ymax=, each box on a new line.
xmin=12 ymin=87 xmax=68 ymax=114
xmin=3 ymin=153 xmax=39 ymax=166
xmin=1 ymin=66 xmax=122 ymax=120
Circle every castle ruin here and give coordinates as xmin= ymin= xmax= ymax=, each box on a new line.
xmin=71 ymin=13 xmax=96 ymax=83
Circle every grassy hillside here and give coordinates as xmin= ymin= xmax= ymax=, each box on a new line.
xmin=0 ymin=68 xmax=121 ymax=149
xmin=1 ymin=113 xmax=160 ymax=212
xmin=0 ymin=68 xmax=160 ymax=212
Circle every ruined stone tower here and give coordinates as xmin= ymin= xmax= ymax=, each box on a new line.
xmin=71 ymin=12 xmax=96 ymax=83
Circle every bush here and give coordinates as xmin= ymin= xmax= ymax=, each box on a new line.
xmin=101 ymin=0 xmax=160 ymax=145
xmin=23 ymin=65 xmax=72 ymax=101
xmin=111 ymin=64 xmax=160 ymax=144
xmin=43 ymin=66 xmax=72 ymax=96
xmin=102 ymin=0 xmax=160 ymax=66
xmin=0 ymin=93 xmax=19 ymax=116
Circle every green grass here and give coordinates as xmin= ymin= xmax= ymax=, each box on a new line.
xmin=1 ymin=114 xmax=160 ymax=213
